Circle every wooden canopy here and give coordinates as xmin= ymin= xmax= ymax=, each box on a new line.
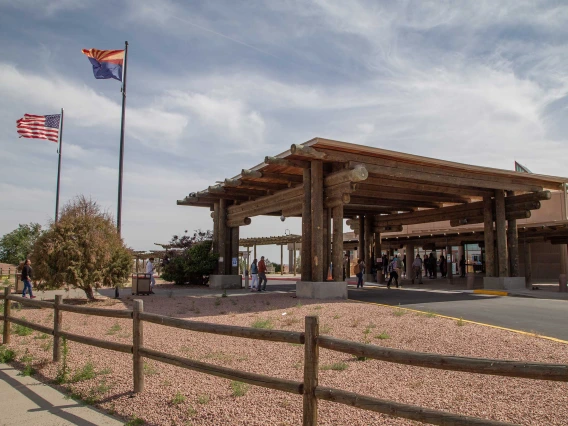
xmin=239 ymin=234 xmax=302 ymax=247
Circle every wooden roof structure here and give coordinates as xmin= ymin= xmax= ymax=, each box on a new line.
xmin=239 ymin=234 xmax=302 ymax=247
xmin=178 ymin=137 xmax=567 ymax=223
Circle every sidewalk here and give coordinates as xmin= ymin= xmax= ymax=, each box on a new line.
xmin=0 ymin=364 xmax=122 ymax=426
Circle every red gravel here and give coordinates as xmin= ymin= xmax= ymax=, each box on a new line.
xmin=3 ymin=293 xmax=567 ymax=425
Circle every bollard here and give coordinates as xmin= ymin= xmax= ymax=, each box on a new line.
xmin=466 ymin=274 xmax=475 ymax=290
xmin=559 ymin=274 xmax=567 ymax=293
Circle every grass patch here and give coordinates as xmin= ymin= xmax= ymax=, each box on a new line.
xmin=203 ymin=351 xmax=234 ymax=363
xmin=19 ymin=352 xmax=35 ymax=377
xmin=456 ymin=317 xmax=465 ymax=326
xmin=393 ymin=308 xmax=406 ymax=317
xmin=320 ymin=324 xmax=332 ymax=334
xmin=197 ymin=393 xmax=210 ymax=404
xmin=41 ymin=340 xmax=53 ymax=352
xmin=251 ymin=318 xmax=274 ymax=329
xmin=105 ymin=322 xmax=121 ymax=335
xmin=333 ymin=314 xmax=341 ymax=320
xmin=13 ymin=318 xmax=33 ymax=336
xmin=230 ymin=381 xmax=249 ymax=397
xmin=187 ymin=405 xmax=197 ymax=417
xmin=281 ymin=316 xmax=299 ymax=327
xmin=125 ymin=416 xmax=145 ymax=426
xmin=313 ymin=305 xmax=322 ymax=310
xmin=171 ymin=391 xmax=186 ymax=405
xmin=222 ymin=290 xmax=227 ymax=298
xmin=0 ymin=346 xmax=16 ymax=362
xmin=34 ymin=332 xmax=50 ymax=340
xmin=320 ymin=362 xmax=348 ymax=371
xmin=71 ymin=361 xmax=97 ymax=383
xmin=295 ymin=302 xmax=303 ymax=308
xmin=425 ymin=311 xmax=436 ymax=318
xmin=374 ymin=331 xmax=390 ymax=340
xmin=143 ymin=362 xmax=159 ymax=376
xmin=214 ymin=298 xmax=222 ymax=306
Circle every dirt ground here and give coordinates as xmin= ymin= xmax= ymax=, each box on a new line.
xmin=2 ymin=291 xmax=567 ymax=425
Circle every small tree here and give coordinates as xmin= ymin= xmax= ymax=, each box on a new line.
xmin=31 ymin=196 xmax=131 ymax=300
xmin=161 ymin=230 xmax=218 ymax=285
xmin=0 ymin=223 xmax=42 ymax=265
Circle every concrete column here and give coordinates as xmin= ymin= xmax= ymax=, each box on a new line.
xmin=523 ymin=242 xmax=532 ymax=289
xmin=495 ymin=190 xmax=508 ymax=277
xmin=301 ymin=167 xmax=312 ymax=281
xmin=289 ymin=248 xmax=293 ymax=276
xmin=332 ymin=204 xmax=344 ymax=282
xmin=405 ymin=244 xmax=415 ymax=281
xmin=483 ymin=196 xmax=495 ymax=277
xmin=311 ymin=160 xmax=324 ymax=282
xmin=218 ymin=199 xmax=227 ymax=275
xmin=293 ymin=242 xmax=297 ymax=276
xmin=230 ymin=227 xmax=239 ymax=276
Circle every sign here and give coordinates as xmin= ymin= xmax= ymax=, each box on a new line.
xmin=232 ymin=257 xmax=238 ymax=267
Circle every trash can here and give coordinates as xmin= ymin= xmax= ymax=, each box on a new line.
xmin=14 ymin=273 xmax=24 ymax=294
xmin=132 ymin=273 xmax=152 ymax=295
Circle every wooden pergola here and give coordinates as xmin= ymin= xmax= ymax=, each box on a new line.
xmin=240 ymin=234 xmax=302 ymax=276
xmin=178 ymin=138 xmax=567 ymax=287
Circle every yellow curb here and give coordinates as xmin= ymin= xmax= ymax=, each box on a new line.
xmin=473 ymin=289 xmax=508 ymax=296
xmin=349 ymin=299 xmax=568 ymax=345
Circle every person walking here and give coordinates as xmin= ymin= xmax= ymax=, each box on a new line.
xmin=460 ymin=254 xmax=466 ymax=278
xmin=412 ymin=254 xmax=423 ymax=284
xmin=257 ymin=256 xmax=268 ymax=292
xmin=428 ymin=252 xmax=436 ymax=279
xmin=21 ymin=259 xmax=36 ymax=299
xmin=439 ymin=254 xmax=446 ymax=278
xmin=146 ymin=257 xmax=156 ymax=294
xmin=250 ymin=258 xmax=259 ymax=291
xmin=387 ymin=257 xmax=399 ymax=288
xmin=355 ymin=258 xmax=365 ymax=288
xmin=382 ymin=254 xmax=388 ymax=278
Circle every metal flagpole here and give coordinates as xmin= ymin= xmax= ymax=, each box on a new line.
xmin=55 ymin=108 xmax=64 ymax=223
xmin=117 ymin=40 xmax=129 ymax=235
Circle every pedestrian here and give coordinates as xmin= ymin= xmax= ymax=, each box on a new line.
xmin=354 ymin=258 xmax=365 ymax=288
xmin=250 ymin=258 xmax=259 ymax=291
xmin=460 ymin=254 xmax=466 ymax=277
xmin=412 ymin=254 xmax=423 ymax=284
xmin=387 ymin=257 xmax=399 ymax=288
xmin=257 ymin=256 xmax=268 ymax=292
xmin=382 ymin=254 xmax=388 ymax=278
xmin=439 ymin=254 xmax=446 ymax=278
xmin=21 ymin=259 xmax=36 ymax=299
xmin=429 ymin=252 xmax=436 ymax=279
xmin=146 ymin=257 xmax=156 ymax=294
xmin=423 ymin=254 xmax=429 ymax=278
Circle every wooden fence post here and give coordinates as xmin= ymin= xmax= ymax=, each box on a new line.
xmin=133 ymin=299 xmax=144 ymax=393
xmin=3 ymin=287 xmax=11 ymax=345
xmin=53 ymin=295 xmax=63 ymax=362
xmin=303 ymin=316 xmax=319 ymax=426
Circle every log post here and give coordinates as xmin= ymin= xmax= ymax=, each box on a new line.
xmin=133 ymin=299 xmax=144 ymax=393
xmin=323 ymin=208 xmax=330 ymax=280
xmin=254 ymin=244 xmax=257 ymax=262
xmin=332 ymin=204 xmax=344 ymax=282
xmin=231 ymin=227 xmax=239 ymax=276
xmin=280 ymin=244 xmax=284 ymax=276
xmin=302 ymin=167 xmax=312 ymax=281
xmin=311 ymin=161 xmax=324 ymax=282
xmin=3 ymin=287 xmax=10 ymax=345
xmin=506 ymin=191 xmax=519 ymax=277
xmin=53 ymin=295 xmax=63 ymax=362
xmin=524 ymin=241 xmax=532 ymax=289
xmin=293 ymin=241 xmax=297 ymax=276
xmin=364 ymin=215 xmax=373 ymax=281
xmin=483 ymin=196 xmax=495 ymax=277
xmin=495 ymin=190 xmax=508 ymax=277
xmin=218 ymin=199 xmax=227 ymax=275
xmin=213 ymin=201 xmax=220 ymax=257
xmin=374 ymin=233 xmax=383 ymax=283
xmin=405 ymin=244 xmax=415 ymax=282
xmin=303 ymin=316 xmax=319 ymax=426
xmin=358 ymin=216 xmax=365 ymax=263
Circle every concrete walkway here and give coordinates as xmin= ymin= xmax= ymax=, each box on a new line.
xmin=0 ymin=364 xmax=122 ymax=426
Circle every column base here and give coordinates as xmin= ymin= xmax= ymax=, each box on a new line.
xmin=209 ymin=275 xmax=242 ymax=289
xmin=296 ymin=281 xmax=348 ymax=299
xmin=483 ymin=277 xmax=525 ymax=290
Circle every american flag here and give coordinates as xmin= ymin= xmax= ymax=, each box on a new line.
xmin=16 ymin=114 xmax=61 ymax=143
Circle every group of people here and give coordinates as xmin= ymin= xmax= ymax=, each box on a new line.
xmin=351 ymin=252 xmax=469 ymax=288
xmin=248 ymin=256 xmax=268 ymax=292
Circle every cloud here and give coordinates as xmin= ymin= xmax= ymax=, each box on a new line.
xmin=0 ymin=63 xmax=188 ymax=145
xmin=0 ymin=0 xmax=89 ymax=16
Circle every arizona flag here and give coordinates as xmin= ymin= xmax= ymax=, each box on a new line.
xmin=81 ymin=48 xmax=124 ymax=81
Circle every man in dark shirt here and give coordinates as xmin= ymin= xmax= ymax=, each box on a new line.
xmin=21 ymin=259 xmax=36 ymax=299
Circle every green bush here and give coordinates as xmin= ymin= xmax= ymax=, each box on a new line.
xmin=0 ymin=346 xmax=16 ymax=362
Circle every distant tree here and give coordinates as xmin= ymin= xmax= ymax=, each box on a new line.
xmin=161 ymin=230 xmax=218 ymax=285
xmin=0 ymin=223 xmax=42 ymax=265
xmin=31 ymin=196 xmax=131 ymax=300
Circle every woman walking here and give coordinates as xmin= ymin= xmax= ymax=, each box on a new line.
xmin=250 ymin=258 xmax=259 ymax=291
xmin=21 ymin=259 xmax=36 ymax=299
xmin=355 ymin=258 xmax=365 ymax=288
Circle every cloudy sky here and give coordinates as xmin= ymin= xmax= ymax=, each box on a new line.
xmin=1 ymin=0 xmax=568 ymax=262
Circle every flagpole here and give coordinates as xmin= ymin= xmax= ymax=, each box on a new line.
xmin=55 ymin=108 xmax=64 ymax=223
xmin=117 ymin=40 xmax=128 ymax=236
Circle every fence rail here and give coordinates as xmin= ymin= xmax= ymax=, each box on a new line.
xmin=1 ymin=287 xmax=565 ymax=426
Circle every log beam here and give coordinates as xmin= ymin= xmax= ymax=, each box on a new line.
xmin=265 ymin=156 xmax=310 ymax=169
xmin=324 ymin=165 xmax=368 ymax=187
xmin=290 ymin=144 xmax=327 ymax=159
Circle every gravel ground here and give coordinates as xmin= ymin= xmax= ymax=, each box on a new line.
xmin=2 ymin=292 xmax=567 ymax=426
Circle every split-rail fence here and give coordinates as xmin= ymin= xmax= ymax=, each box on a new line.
xmin=1 ymin=287 xmax=566 ymax=426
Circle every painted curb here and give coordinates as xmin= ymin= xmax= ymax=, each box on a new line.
xmin=473 ymin=289 xmax=509 ymax=296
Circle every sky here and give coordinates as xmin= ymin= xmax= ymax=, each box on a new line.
xmin=1 ymin=0 xmax=568 ymax=263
